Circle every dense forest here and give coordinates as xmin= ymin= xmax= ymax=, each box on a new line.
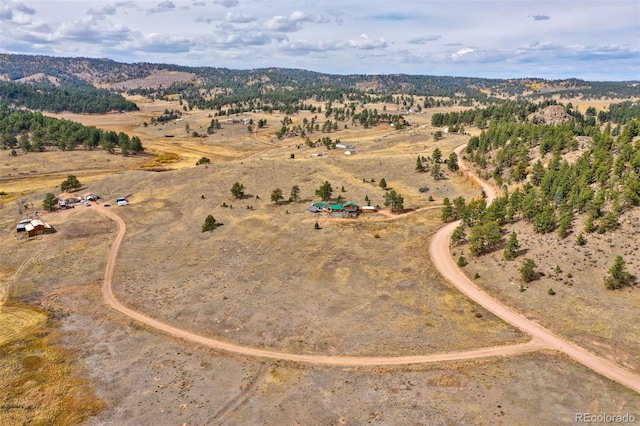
xmin=441 ymin=100 xmax=640 ymax=276
xmin=0 ymin=105 xmax=143 ymax=154
xmin=0 ymin=81 xmax=138 ymax=114
xmin=2 ymin=54 xmax=638 ymax=116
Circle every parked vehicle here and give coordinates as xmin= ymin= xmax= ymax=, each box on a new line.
xmin=116 ymin=197 xmax=127 ymax=206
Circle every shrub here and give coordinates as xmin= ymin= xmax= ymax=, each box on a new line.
xmin=202 ymin=215 xmax=223 ymax=232
xmin=547 ymin=288 xmax=556 ymax=296
xmin=457 ymin=256 xmax=468 ymax=267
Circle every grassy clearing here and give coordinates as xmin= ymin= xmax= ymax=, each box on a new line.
xmin=0 ymin=309 xmax=104 ymax=425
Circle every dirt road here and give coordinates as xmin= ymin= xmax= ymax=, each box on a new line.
xmin=94 ymin=143 xmax=640 ymax=392
xmin=428 ymin=144 xmax=640 ymax=393
xmin=95 ymin=203 xmax=542 ymax=365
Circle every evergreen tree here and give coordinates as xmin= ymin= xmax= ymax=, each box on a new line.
xmin=270 ymin=188 xmax=284 ymax=204
xmin=202 ymin=215 xmax=222 ymax=232
xmin=469 ymin=220 xmax=501 ymax=256
xmin=383 ymin=190 xmax=404 ymax=212
xmin=441 ymin=197 xmax=454 ymax=222
xmin=533 ymin=204 xmax=557 ymax=234
xmin=231 ymin=182 xmax=245 ymax=199
xmin=531 ymin=160 xmax=545 ymax=186
xmin=503 ymin=231 xmax=520 ymax=260
xmin=379 ymin=178 xmax=387 ymax=189
xmin=42 ymin=193 xmax=58 ymax=211
xmin=60 ymin=175 xmax=81 ymax=192
xmin=520 ymin=258 xmax=537 ymax=282
xmin=432 ymin=147 xmax=442 ymax=163
xmin=604 ymin=255 xmax=630 ymax=290
xmin=451 ymin=224 xmax=466 ymax=245
xmin=431 ymin=163 xmax=443 ymax=180
xmin=447 ymin=152 xmax=459 ymax=172
xmin=315 ymin=181 xmax=333 ymax=201
xmin=289 ymin=185 xmax=300 ymax=202
xmin=415 ymin=156 xmax=425 ymax=172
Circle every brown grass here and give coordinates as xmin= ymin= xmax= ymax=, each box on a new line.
xmin=0 ymin=310 xmax=104 ymax=425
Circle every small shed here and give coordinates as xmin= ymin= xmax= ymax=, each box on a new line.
xmin=330 ymin=204 xmax=344 ymax=212
xmin=361 ymin=205 xmax=377 ymax=213
xmin=307 ymin=205 xmax=321 ymax=213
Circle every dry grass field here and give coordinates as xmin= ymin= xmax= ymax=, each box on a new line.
xmin=1 ymin=97 xmax=639 ymax=423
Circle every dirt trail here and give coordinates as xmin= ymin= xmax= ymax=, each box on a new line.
xmin=94 ymin=141 xmax=640 ymax=392
xmin=95 ymin=204 xmax=543 ymax=366
xmin=428 ymin=144 xmax=640 ymax=393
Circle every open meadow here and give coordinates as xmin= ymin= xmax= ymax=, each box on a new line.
xmin=1 ymin=97 xmax=639 ymax=423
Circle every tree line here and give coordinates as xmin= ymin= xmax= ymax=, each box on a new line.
xmin=0 ymin=105 xmax=143 ymax=154
xmin=0 ymin=81 xmax=138 ymax=114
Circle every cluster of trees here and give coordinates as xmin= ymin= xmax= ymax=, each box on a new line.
xmin=150 ymin=109 xmax=182 ymax=124
xmin=447 ymin=99 xmax=639 ymax=289
xmin=415 ymin=148 xmax=459 ymax=180
xmin=0 ymin=105 xmax=144 ymax=154
xmin=270 ymin=185 xmax=300 ymax=204
xmin=0 ymin=81 xmax=138 ymax=114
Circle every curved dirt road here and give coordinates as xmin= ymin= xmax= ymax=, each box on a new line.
xmin=95 ymin=142 xmax=640 ymax=392
xmin=96 ymin=203 xmax=543 ymax=366
xmin=429 ymin=144 xmax=640 ymax=393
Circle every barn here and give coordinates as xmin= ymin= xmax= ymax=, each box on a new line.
xmin=25 ymin=219 xmax=53 ymax=237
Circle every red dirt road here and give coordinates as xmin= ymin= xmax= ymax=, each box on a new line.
xmin=94 ymin=143 xmax=640 ymax=392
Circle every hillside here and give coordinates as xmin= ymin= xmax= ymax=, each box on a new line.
xmin=1 ymin=54 xmax=638 ymax=107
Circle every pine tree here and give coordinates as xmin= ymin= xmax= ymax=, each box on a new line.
xmin=270 ymin=188 xmax=284 ymax=204
xmin=231 ymin=182 xmax=245 ymax=199
xmin=520 ymin=258 xmax=537 ymax=282
xmin=202 ymin=215 xmax=222 ymax=232
xmin=605 ymin=256 xmax=630 ymax=290
xmin=415 ymin=156 xmax=425 ymax=172
xmin=315 ymin=181 xmax=333 ymax=201
xmin=451 ymin=224 xmax=466 ymax=245
xmin=42 ymin=193 xmax=58 ymax=212
xmin=289 ymin=185 xmax=300 ymax=202
xmin=503 ymin=231 xmax=520 ymax=260
xmin=447 ymin=152 xmax=459 ymax=171
xmin=432 ymin=147 xmax=442 ymax=163
xmin=441 ymin=197 xmax=454 ymax=222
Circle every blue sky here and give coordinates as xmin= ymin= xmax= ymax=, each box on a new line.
xmin=1 ymin=0 xmax=639 ymax=80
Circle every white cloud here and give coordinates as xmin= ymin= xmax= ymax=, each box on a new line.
xmin=344 ymin=34 xmax=388 ymax=50
xmin=265 ymin=11 xmax=328 ymax=32
xmin=212 ymin=0 xmax=238 ymax=7
xmin=408 ymin=35 xmax=441 ymax=45
xmin=147 ymin=1 xmax=176 ymax=14
xmin=280 ymin=39 xmax=339 ymax=53
xmin=225 ymin=12 xmax=255 ymax=23
xmin=451 ymin=47 xmax=475 ymax=60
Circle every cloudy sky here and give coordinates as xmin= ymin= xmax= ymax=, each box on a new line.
xmin=1 ymin=0 xmax=638 ymax=80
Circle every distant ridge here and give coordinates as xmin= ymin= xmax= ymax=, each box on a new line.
xmin=1 ymin=53 xmax=638 ymax=101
